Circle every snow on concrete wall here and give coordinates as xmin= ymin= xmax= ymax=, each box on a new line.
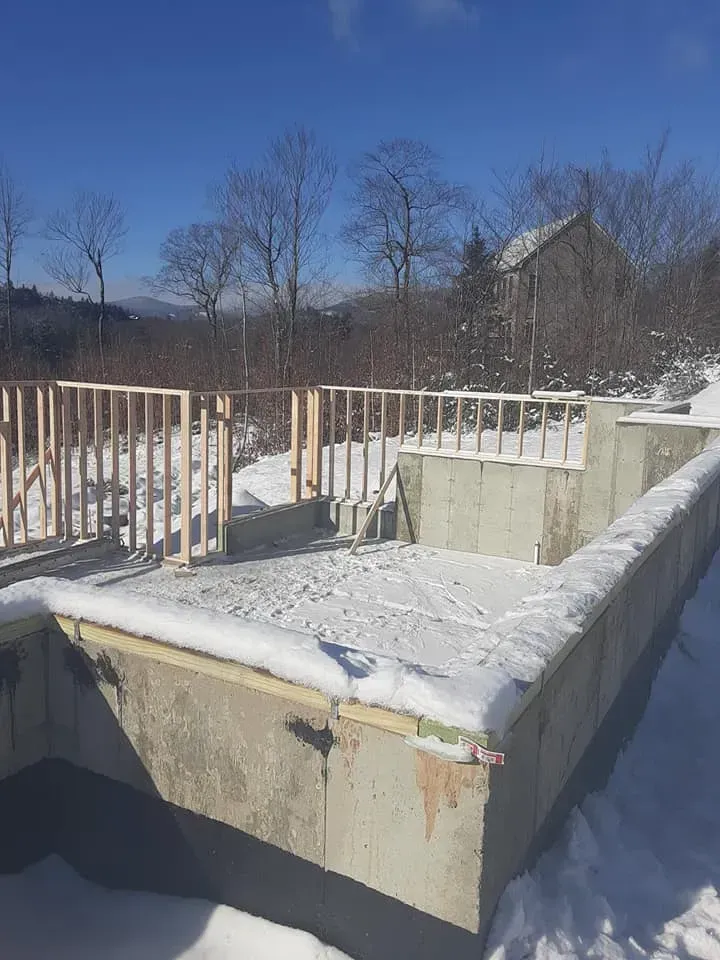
xmin=483 ymin=439 xmax=720 ymax=708
xmin=473 ymin=440 xmax=720 ymax=949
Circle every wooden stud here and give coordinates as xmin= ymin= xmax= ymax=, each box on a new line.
xmin=200 ymin=395 xmax=209 ymax=554
xmin=311 ymin=388 xmax=323 ymax=498
xmin=36 ymin=386 xmax=47 ymax=539
xmin=305 ymin=389 xmax=315 ymax=499
xmin=56 ymin=381 xmax=185 ymax=397
xmin=327 ymin=388 xmax=336 ymax=500
xmin=49 ymin=383 xmax=61 ymax=537
xmin=216 ymin=394 xmax=225 ymax=527
xmin=361 ymin=391 xmax=369 ymax=502
xmin=304 ymin=388 xmax=322 ymax=499
xmin=0 ymin=450 xmax=54 ymax=545
xmin=496 ymin=399 xmax=504 ymax=456
xmin=398 ymin=392 xmax=406 ymax=446
xmin=16 ymin=386 xmax=27 ymax=543
xmin=338 ymin=701 xmax=418 ymax=737
xmin=110 ymin=391 xmax=120 ymax=543
xmin=345 ymin=389 xmax=352 ymax=500
xmin=62 ymin=387 xmax=73 ymax=540
xmin=222 ymin=394 xmax=233 ymax=527
xmin=0 ymin=391 xmax=13 ymax=548
xmin=518 ymin=400 xmax=526 ymax=458
xmin=540 ymin=401 xmax=549 ymax=459
xmin=561 ymin=401 xmax=571 ymax=462
xmin=127 ymin=392 xmax=137 ymax=552
xmin=94 ymin=390 xmax=104 ymax=541
xmin=77 ymin=387 xmax=88 ymax=539
xmin=290 ymin=389 xmax=303 ymax=503
xmin=52 ymin=611 xmax=416 ymax=736
xmin=476 ymin=400 xmax=483 ymax=453
xmin=581 ymin=402 xmax=591 ymax=466
xmin=349 ymin=463 xmax=398 ymax=556
xmin=163 ymin=394 xmax=172 ymax=557
xmin=455 ymin=397 xmax=463 ymax=452
xmin=53 ymin=614 xmax=332 ymax=714
xmin=144 ymin=393 xmax=154 ymax=556
xmin=379 ymin=392 xmax=387 ymax=494
xmin=180 ymin=391 xmax=193 ymax=564
xmin=436 ymin=395 xmax=444 ymax=449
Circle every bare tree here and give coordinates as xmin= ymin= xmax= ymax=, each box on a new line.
xmin=221 ymin=126 xmax=336 ymax=384
xmin=342 ymin=139 xmax=465 ymax=363
xmin=524 ymin=136 xmax=720 ymax=380
xmin=45 ymin=192 xmax=126 ymax=372
xmin=0 ymin=163 xmax=32 ymax=350
xmin=153 ymin=221 xmax=239 ymax=342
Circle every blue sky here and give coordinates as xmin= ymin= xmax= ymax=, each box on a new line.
xmin=3 ymin=0 xmax=719 ymax=299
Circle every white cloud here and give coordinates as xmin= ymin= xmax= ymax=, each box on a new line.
xmin=327 ymin=0 xmax=478 ymax=40
xmin=328 ymin=0 xmax=362 ymax=40
xmin=408 ymin=0 xmax=479 ymax=22
xmin=667 ymin=32 xmax=711 ymax=72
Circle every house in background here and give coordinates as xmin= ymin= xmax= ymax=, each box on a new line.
xmin=492 ymin=212 xmax=633 ymax=373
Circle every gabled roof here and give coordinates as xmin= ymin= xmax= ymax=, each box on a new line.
xmin=496 ymin=214 xmax=580 ymax=272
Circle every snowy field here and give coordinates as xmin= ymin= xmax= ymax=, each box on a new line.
xmin=486 ymin=551 xmax=720 ymax=960
xmin=67 ymin=540 xmax=548 ymax=669
xmin=0 ymin=857 xmax=348 ymax=960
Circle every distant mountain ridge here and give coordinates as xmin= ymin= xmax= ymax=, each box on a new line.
xmin=111 ymin=296 xmax=196 ymax=320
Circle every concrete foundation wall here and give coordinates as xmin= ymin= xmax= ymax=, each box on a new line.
xmin=396 ymin=398 xmax=720 ymax=564
xmin=224 ymin=499 xmax=329 ymax=554
xmin=0 ymin=616 xmax=487 ymax=960
xmin=0 ymin=539 xmax=115 ymax=589
xmin=0 ymin=620 xmax=49 ymax=782
xmin=327 ymin=500 xmax=395 ymax=539
xmin=474 ymin=444 xmax=720 ymax=944
xmin=223 ymin=498 xmax=395 ymax=554
xmin=610 ymin=418 xmax=720 ymax=520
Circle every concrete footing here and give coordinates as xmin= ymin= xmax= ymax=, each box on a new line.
xmin=0 ymin=538 xmax=116 ymax=589
xmin=223 ymin=498 xmax=395 ymax=554
xmin=327 ymin=499 xmax=395 ymax=539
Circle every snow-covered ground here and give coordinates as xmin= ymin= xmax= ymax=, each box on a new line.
xmin=0 ymin=856 xmax=348 ymax=960
xmin=691 ymin=378 xmax=720 ymax=419
xmin=486 ymin=549 xmax=720 ymax=960
xmin=67 ymin=540 xmax=548 ymax=669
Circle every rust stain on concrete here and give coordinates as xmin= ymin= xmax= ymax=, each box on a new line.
xmin=415 ymin=751 xmax=479 ymax=841
xmin=335 ymin=720 xmax=362 ymax=772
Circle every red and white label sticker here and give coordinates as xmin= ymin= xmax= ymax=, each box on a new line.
xmin=458 ymin=736 xmax=505 ymax=766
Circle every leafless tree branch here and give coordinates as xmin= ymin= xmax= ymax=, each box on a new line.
xmin=219 ymin=126 xmax=336 ymax=384
xmin=152 ymin=221 xmax=240 ymax=342
xmin=44 ymin=191 xmax=126 ymax=373
xmin=0 ymin=162 xmax=32 ymax=350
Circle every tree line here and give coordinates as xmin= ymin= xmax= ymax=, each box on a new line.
xmin=2 ymin=130 xmax=720 ymax=397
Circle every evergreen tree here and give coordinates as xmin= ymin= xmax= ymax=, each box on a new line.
xmin=450 ymin=227 xmax=501 ymax=387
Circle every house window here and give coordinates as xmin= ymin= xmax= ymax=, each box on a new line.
xmin=527 ymin=272 xmax=538 ymax=318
